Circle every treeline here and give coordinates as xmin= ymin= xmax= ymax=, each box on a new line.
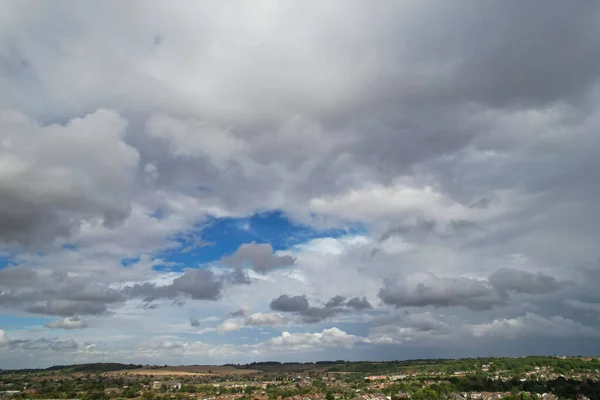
xmin=381 ymin=376 xmax=600 ymax=399
xmin=0 ymin=363 xmax=142 ymax=375
xmin=326 ymin=356 xmax=600 ymax=374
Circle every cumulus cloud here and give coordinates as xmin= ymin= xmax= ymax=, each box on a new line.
xmin=379 ymin=268 xmax=568 ymax=311
xmin=268 ymin=294 xmax=373 ymax=323
xmin=245 ymin=312 xmax=287 ymax=326
xmin=0 ymin=110 xmax=139 ymax=247
xmin=488 ymin=268 xmax=566 ymax=295
xmin=346 ymin=296 xmax=373 ymax=311
xmin=222 ymin=242 xmax=296 ymax=274
xmin=379 ymin=273 xmax=503 ymax=311
xmin=269 ymin=295 xmax=309 ymax=312
xmin=124 ymin=269 xmax=224 ymax=302
xmin=259 ymin=328 xmax=361 ymax=351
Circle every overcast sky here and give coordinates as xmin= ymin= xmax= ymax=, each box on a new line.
xmin=2 ymin=0 xmax=600 ymax=369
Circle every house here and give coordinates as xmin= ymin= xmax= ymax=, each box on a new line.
xmin=152 ymin=380 xmax=182 ymax=391
xmin=163 ymin=380 xmax=182 ymax=391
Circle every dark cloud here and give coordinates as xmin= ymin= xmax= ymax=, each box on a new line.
xmin=0 ymin=110 xmax=138 ymax=248
xmin=300 ymin=307 xmax=339 ymax=324
xmin=379 ymin=268 xmax=571 ymax=312
xmin=346 ymin=296 xmax=373 ymax=311
xmin=27 ymin=300 xmax=108 ymax=317
xmin=269 ymin=294 xmax=372 ymax=323
xmin=488 ymin=268 xmax=566 ymax=295
xmin=378 ymin=274 xmax=503 ymax=311
xmin=269 ymin=295 xmax=309 ymax=312
xmin=125 ymin=269 xmax=224 ymax=302
xmin=190 ymin=317 xmax=201 ymax=327
xmin=171 ymin=269 xmax=224 ymax=300
xmin=325 ymin=295 xmax=346 ymax=308
xmin=221 ymin=242 xmax=296 ymax=274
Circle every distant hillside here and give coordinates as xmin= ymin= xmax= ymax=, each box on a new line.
xmin=0 ymin=363 xmax=142 ymax=374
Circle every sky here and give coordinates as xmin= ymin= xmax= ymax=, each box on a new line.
xmin=1 ymin=1 xmax=600 ymax=369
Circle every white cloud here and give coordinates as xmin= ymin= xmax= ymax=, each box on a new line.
xmin=259 ymin=328 xmax=361 ymax=351
xmin=310 ymin=183 xmax=468 ymax=225
xmin=245 ymin=312 xmax=287 ymax=326
xmin=45 ymin=317 xmax=89 ymax=330
xmin=218 ymin=319 xmax=243 ymax=333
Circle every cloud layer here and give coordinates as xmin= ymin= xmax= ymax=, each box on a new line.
xmin=2 ymin=0 xmax=600 ymax=368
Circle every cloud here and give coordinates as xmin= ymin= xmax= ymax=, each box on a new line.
xmin=469 ymin=313 xmax=599 ymax=339
xmin=230 ymin=306 xmax=250 ymax=317
xmin=325 ymin=295 xmax=346 ymax=308
xmin=0 ymin=329 xmax=78 ymax=352
xmin=245 ymin=312 xmax=287 ymax=326
xmin=190 ymin=318 xmax=201 ymax=327
xmin=269 ymin=295 xmax=309 ymax=312
xmin=0 ymin=110 xmax=139 ymax=247
xmin=378 ymin=273 xmax=503 ymax=310
xmin=2 ymin=0 xmax=600 ymax=366
xmin=124 ymin=269 xmax=224 ymax=302
xmin=218 ymin=319 xmax=243 ymax=333
xmin=0 ymin=329 xmax=8 ymax=347
xmin=45 ymin=316 xmax=88 ymax=330
xmin=222 ymin=242 xmax=296 ymax=274
xmin=299 ymin=307 xmax=339 ymax=324
xmin=268 ymin=294 xmax=372 ymax=323
xmin=27 ymin=301 xmax=109 ymax=317
xmin=259 ymin=328 xmax=361 ymax=351
xmin=367 ymin=312 xmax=450 ymax=344
xmin=488 ymin=267 xmax=566 ymax=295
xmin=346 ymin=296 xmax=373 ymax=311
xmin=563 ymin=299 xmax=600 ymax=312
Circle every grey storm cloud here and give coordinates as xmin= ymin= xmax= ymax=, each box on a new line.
xmin=124 ymin=269 xmax=224 ymax=301
xmin=270 ymin=294 xmax=373 ymax=323
xmin=0 ymin=264 xmax=226 ymax=317
xmin=300 ymin=307 xmax=339 ymax=324
xmin=0 ymin=266 xmax=124 ymax=316
xmin=379 ymin=269 xmax=568 ymax=311
xmin=221 ymin=242 xmax=296 ymax=274
xmin=0 ymin=110 xmax=138 ymax=248
xmin=488 ymin=268 xmax=567 ymax=295
xmin=346 ymin=296 xmax=373 ymax=311
xmin=269 ymin=295 xmax=309 ymax=313
xmin=325 ymin=295 xmax=346 ymax=308
xmin=379 ymin=274 xmax=504 ymax=311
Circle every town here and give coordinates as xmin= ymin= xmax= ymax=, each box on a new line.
xmin=1 ymin=357 xmax=599 ymax=400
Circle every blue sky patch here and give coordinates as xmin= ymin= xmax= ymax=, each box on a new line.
xmin=150 ymin=210 xmax=364 ymax=271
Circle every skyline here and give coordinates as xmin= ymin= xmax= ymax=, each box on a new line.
xmin=2 ymin=1 xmax=600 ymax=369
